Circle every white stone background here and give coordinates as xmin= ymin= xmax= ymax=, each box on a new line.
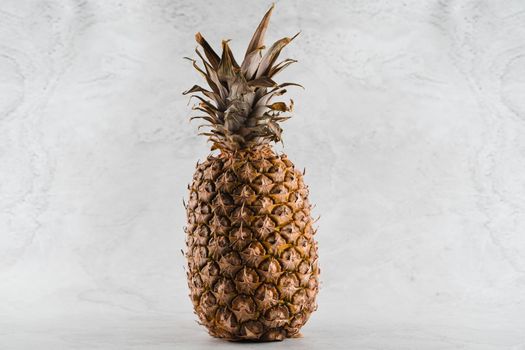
xmin=1 ymin=0 xmax=525 ymax=349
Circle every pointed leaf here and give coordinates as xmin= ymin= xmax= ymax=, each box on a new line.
xmin=184 ymin=87 xmax=221 ymax=108
xmin=256 ymin=32 xmax=299 ymax=78
xmin=207 ymin=63 xmax=228 ymax=99
xmin=197 ymin=124 xmax=214 ymax=130
xmin=274 ymin=82 xmax=304 ymax=90
xmin=192 ymin=99 xmax=221 ymax=117
xmin=268 ymin=59 xmax=297 ymax=77
xmin=190 ymin=115 xmax=218 ymax=124
xmin=267 ymin=120 xmax=282 ymax=139
xmin=189 ymin=95 xmax=219 ymax=113
xmin=192 ymin=49 xmax=228 ymax=99
xmin=218 ymin=40 xmax=235 ymax=81
xmin=199 ymin=132 xmax=221 ymax=138
xmin=184 ymin=57 xmax=222 ymax=97
xmin=244 ymin=4 xmax=274 ymax=59
xmin=184 ymin=57 xmax=207 ymax=79
xmin=186 ymin=79 xmax=223 ymax=108
xmin=256 ymin=88 xmax=287 ymax=107
xmin=183 ymin=84 xmax=210 ymax=95
xmin=241 ymin=47 xmax=264 ymax=79
xmin=247 ymin=77 xmax=277 ymax=88
xmin=193 ymin=106 xmax=216 ymax=117
xmin=227 ymin=45 xmax=239 ymax=69
xmin=272 ymin=116 xmax=292 ymax=122
xmin=195 ymin=32 xmax=220 ymax=69
xmin=194 ymin=47 xmax=212 ymax=71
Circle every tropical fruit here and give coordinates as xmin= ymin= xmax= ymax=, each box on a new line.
xmin=184 ymin=5 xmax=319 ymax=341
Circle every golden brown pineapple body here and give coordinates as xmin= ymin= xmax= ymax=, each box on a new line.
xmin=186 ymin=147 xmax=318 ymax=341
xmin=183 ymin=5 xmax=319 ymax=341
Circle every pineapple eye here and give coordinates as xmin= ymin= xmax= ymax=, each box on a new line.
xmin=201 ymin=291 xmax=217 ymax=307
xmin=288 ymin=192 xmax=299 ymax=202
xmin=192 ymin=274 xmax=203 ymax=288
xmin=298 ymin=261 xmax=310 ymax=274
xmin=272 ymin=204 xmax=292 ymax=216
xmin=204 ymin=181 xmax=215 ymax=192
xmin=204 ymin=261 xmax=220 ymax=276
xmin=292 ymin=289 xmax=307 ymax=304
xmin=270 ymin=184 xmax=287 ymax=194
xmin=197 ymin=225 xmax=210 ymax=236
xmin=198 ymin=203 xmax=211 ymax=214
xmin=212 ymin=162 xmax=222 ymax=171
xmin=282 ymin=248 xmax=298 ymax=262
xmin=218 ymin=235 xmax=229 ymax=247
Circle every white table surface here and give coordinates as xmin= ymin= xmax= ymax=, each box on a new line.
xmin=3 ymin=308 xmax=525 ymax=350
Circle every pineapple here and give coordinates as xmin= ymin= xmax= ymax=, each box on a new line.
xmin=183 ymin=5 xmax=319 ymax=341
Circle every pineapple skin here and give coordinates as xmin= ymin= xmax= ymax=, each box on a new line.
xmin=185 ymin=146 xmax=319 ymax=341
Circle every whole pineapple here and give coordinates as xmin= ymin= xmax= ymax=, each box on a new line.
xmin=184 ymin=5 xmax=319 ymax=341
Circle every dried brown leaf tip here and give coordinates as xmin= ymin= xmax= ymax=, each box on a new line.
xmin=184 ymin=4 xmax=300 ymax=151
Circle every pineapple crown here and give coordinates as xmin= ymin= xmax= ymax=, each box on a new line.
xmin=183 ymin=4 xmax=301 ymax=152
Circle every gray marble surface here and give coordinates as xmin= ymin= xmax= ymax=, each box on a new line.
xmin=1 ymin=0 xmax=525 ymax=349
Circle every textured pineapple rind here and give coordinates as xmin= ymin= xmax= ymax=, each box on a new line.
xmin=185 ymin=147 xmax=319 ymax=341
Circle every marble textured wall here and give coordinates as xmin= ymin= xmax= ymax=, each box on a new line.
xmin=1 ymin=0 xmax=525 ymax=348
